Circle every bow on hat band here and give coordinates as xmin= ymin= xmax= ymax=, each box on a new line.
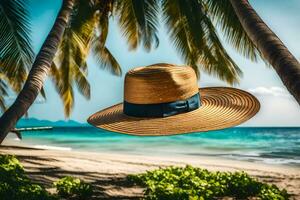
xmin=123 ymin=93 xmax=201 ymax=118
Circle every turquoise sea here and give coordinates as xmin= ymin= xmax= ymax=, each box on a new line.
xmin=10 ymin=127 xmax=300 ymax=167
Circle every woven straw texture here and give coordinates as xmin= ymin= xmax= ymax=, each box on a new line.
xmin=124 ymin=63 xmax=199 ymax=104
xmin=88 ymin=87 xmax=260 ymax=136
xmin=88 ymin=64 xmax=260 ymax=136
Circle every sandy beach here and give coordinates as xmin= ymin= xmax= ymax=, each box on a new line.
xmin=0 ymin=145 xmax=299 ymax=199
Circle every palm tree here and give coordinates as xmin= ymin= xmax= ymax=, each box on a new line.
xmin=0 ymin=0 xmax=34 ymax=91
xmin=1 ymin=0 xmax=299 ymax=143
xmin=206 ymin=0 xmax=300 ymax=105
xmin=50 ymin=0 xmax=121 ymax=117
xmin=0 ymin=0 xmax=35 ymax=112
xmin=0 ymin=0 xmax=242 ymax=143
xmin=53 ymin=0 xmax=245 ymax=116
xmin=0 ymin=0 xmax=75 ymax=143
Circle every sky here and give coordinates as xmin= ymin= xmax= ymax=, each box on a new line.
xmin=7 ymin=0 xmax=300 ymax=126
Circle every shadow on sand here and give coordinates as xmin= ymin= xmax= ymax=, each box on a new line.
xmin=16 ymin=155 xmax=144 ymax=200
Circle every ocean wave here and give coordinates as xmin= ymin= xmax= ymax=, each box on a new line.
xmin=33 ymin=145 xmax=72 ymax=151
xmin=221 ymin=154 xmax=300 ymax=165
xmin=260 ymin=158 xmax=300 ymax=165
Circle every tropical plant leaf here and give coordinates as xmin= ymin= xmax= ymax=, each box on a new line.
xmin=73 ymin=65 xmax=90 ymax=99
xmin=51 ymin=2 xmax=95 ymax=118
xmin=92 ymin=3 xmax=122 ymax=76
xmin=52 ymin=30 xmax=85 ymax=117
xmin=0 ymin=0 xmax=34 ymax=91
xmin=70 ymin=0 xmax=95 ymax=33
xmin=92 ymin=37 xmax=122 ymax=76
xmin=0 ymin=72 xmax=8 ymax=112
xmin=40 ymin=87 xmax=46 ymax=99
xmin=115 ymin=0 xmax=159 ymax=51
xmin=50 ymin=0 xmax=123 ymax=117
xmin=161 ymin=0 xmax=242 ymax=84
xmin=205 ymin=0 xmax=261 ymax=61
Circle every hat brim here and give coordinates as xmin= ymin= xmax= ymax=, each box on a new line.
xmin=87 ymin=87 xmax=260 ymax=136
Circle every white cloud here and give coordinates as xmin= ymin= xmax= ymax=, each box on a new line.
xmin=248 ymin=86 xmax=290 ymax=98
xmin=243 ymin=95 xmax=300 ymax=127
xmin=244 ymin=86 xmax=300 ymax=126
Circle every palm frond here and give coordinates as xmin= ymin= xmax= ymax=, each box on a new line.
xmin=73 ymin=65 xmax=90 ymax=99
xmin=0 ymin=95 xmax=6 ymax=113
xmin=0 ymin=0 xmax=34 ymax=91
xmin=70 ymin=0 xmax=95 ymax=33
xmin=0 ymin=72 xmax=8 ymax=112
xmin=162 ymin=0 xmax=242 ymax=84
xmin=40 ymin=87 xmax=46 ymax=99
xmin=92 ymin=4 xmax=122 ymax=76
xmin=200 ymin=15 xmax=242 ymax=84
xmin=51 ymin=0 xmax=122 ymax=117
xmin=92 ymin=36 xmax=122 ymax=76
xmin=205 ymin=0 xmax=260 ymax=61
xmin=115 ymin=0 xmax=159 ymax=51
xmin=52 ymin=49 xmax=75 ymax=118
xmin=52 ymin=24 xmax=91 ymax=117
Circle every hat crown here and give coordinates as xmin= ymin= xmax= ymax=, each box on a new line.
xmin=124 ymin=63 xmax=199 ymax=104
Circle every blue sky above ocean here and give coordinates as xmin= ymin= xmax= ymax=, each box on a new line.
xmin=6 ymin=0 xmax=300 ymax=126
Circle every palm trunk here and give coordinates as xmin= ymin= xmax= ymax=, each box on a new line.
xmin=229 ymin=0 xmax=300 ymax=105
xmin=0 ymin=0 xmax=74 ymax=144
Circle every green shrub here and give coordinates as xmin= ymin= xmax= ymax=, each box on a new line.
xmin=54 ymin=176 xmax=93 ymax=199
xmin=128 ymin=165 xmax=290 ymax=200
xmin=0 ymin=155 xmax=94 ymax=200
xmin=0 ymin=154 xmax=55 ymax=200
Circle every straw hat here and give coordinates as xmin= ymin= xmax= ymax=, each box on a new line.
xmin=88 ymin=63 xmax=260 ymax=136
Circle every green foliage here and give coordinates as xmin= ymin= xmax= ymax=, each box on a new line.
xmin=54 ymin=176 xmax=93 ymax=199
xmin=0 ymin=154 xmax=54 ymax=200
xmin=0 ymin=0 xmax=35 ymax=112
xmin=115 ymin=0 xmax=159 ymax=51
xmin=0 ymin=73 xmax=8 ymax=111
xmin=128 ymin=165 xmax=290 ymax=200
xmin=0 ymin=155 xmax=93 ymax=199
xmin=0 ymin=0 xmax=34 ymax=91
xmin=161 ymin=0 xmax=242 ymax=84
xmin=205 ymin=0 xmax=261 ymax=62
xmin=51 ymin=0 xmax=122 ymax=118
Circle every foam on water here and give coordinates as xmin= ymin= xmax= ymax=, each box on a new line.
xmin=11 ymin=126 xmax=300 ymax=166
xmin=33 ymin=145 xmax=72 ymax=151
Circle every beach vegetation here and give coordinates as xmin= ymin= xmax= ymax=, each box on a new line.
xmin=0 ymin=155 xmax=54 ymax=200
xmin=54 ymin=176 xmax=93 ymax=199
xmin=0 ymin=154 xmax=93 ymax=200
xmin=0 ymin=155 xmax=293 ymax=200
xmin=128 ymin=165 xmax=290 ymax=200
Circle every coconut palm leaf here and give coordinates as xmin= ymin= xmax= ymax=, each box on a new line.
xmin=162 ymin=0 xmax=241 ymax=84
xmin=205 ymin=0 xmax=260 ymax=61
xmin=0 ymin=0 xmax=34 ymax=91
xmin=73 ymin=64 xmax=90 ymax=99
xmin=51 ymin=0 xmax=123 ymax=117
xmin=115 ymin=0 xmax=159 ymax=51
xmin=92 ymin=31 xmax=122 ymax=76
xmin=91 ymin=1 xmax=122 ymax=75
xmin=50 ymin=0 xmax=94 ymax=117
xmin=0 ymin=73 xmax=8 ymax=112
xmin=92 ymin=40 xmax=122 ymax=76
xmin=51 ymin=26 xmax=90 ymax=117
xmin=40 ymin=87 xmax=46 ymax=99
